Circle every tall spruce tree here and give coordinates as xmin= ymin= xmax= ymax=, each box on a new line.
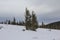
xmin=25 ymin=8 xmax=31 ymax=30
xmin=12 ymin=17 xmax=16 ymax=25
xmin=42 ymin=21 xmax=45 ymax=28
xmin=8 ymin=20 xmax=10 ymax=24
xmin=31 ymin=11 xmax=38 ymax=31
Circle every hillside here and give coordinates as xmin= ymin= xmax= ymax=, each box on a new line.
xmin=43 ymin=21 xmax=60 ymax=29
xmin=0 ymin=24 xmax=60 ymax=40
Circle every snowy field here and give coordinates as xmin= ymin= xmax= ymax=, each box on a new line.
xmin=0 ymin=24 xmax=60 ymax=40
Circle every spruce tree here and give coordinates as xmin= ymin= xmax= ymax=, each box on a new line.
xmin=25 ymin=8 xmax=31 ymax=30
xmin=8 ymin=20 xmax=10 ymax=24
xmin=42 ymin=21 xmax=45 ymax=28
xmin=31 ymin=11 xmax=38 ymax=31
xmin=12 ymin=17 xmax=16 ymax=25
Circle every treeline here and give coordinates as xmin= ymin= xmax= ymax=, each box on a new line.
xmin=40 ymin=21 xmax=60 ymax=30
xmin=0 ymin=17 xmax=25 ymax=26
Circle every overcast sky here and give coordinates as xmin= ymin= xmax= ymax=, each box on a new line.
xmin=0 ymin=0 xmax=60 ymax=23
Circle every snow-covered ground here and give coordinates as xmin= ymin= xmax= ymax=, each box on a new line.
xmin=0 ymin=24 xmax=60 ymax=40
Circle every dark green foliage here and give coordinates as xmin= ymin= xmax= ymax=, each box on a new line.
xmin=31 ymin=11 xmax=38 ymax=31
xmin=25 ymin=8 xmax=31 ymax=30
